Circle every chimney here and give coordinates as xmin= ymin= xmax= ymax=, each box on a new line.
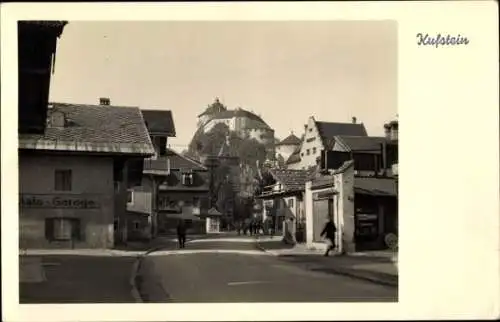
xmin=390 ymin=121 xmax=399 ymax=141
xmin=99 ymin=97 xmax=110 ymax=106
xmin=352 ymin=116 xmax=357 ymax=124
xmin=384 ymin=124 xmax=391 ymax=139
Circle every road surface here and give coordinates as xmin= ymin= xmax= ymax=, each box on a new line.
xmin=137 ymin=238 xmax=398 ymax=302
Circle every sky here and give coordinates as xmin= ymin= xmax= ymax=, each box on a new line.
xmin=49 ymin=21 xmax=397 ymax=152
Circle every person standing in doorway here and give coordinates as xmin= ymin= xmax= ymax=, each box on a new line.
xmin=320 ymin=217 xmax=337 ymax=257
xmin=176 ymin=219 xmax=187 ymax=249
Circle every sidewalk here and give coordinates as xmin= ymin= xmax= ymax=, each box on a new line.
xmin=255 ymin=240 xmax=398 ymax=287
xmin=19 ymin=254 xmax=138 ymax=303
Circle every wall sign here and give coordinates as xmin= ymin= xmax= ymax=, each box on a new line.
xmin=20 ymin=194 xmax=100 ymax=209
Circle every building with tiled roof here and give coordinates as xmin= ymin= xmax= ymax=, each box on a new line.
xmin=127 ymin=112 xmax=212 ymax=238
xmin=287 ymin=116 xmax=368 ymax=170
xmin=332 ymin=136 xmax=388 ymax=153
xmin=276 ymin=132 xmax=301 ymax=164
xmin=196 ymin=98 xmax=276 ymax=157
xmin=19 ymin=102 xmax=155 ymax=156
xmin=305 ymin=158 xmax=398 ymax=254
xmin=141 ymin=110 xmax=176 ymax=137
xmin=256 ymin=168 xmax=314 ymax=239
xmin=18 ymin=98 xmax=155 ymax=250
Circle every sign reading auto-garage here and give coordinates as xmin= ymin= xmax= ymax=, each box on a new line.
xmin=20 ymin=194 xmax=100 ymax=209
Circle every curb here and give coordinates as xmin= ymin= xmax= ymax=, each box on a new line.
xmin=255 ymin=240 xmax=398 ymax=288
xmin=130 ymin=256 xmax=143 ymax=303
xmin=130 ymin=242 xmax=183 ymax=302
xmin=322 ymin=267 xmax=398 ymax=288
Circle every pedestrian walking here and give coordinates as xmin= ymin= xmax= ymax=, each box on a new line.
xmin=176 ymin=219 xmax=187 ymax=249
xmin=320 ymin=217 xmax=337 ymax=257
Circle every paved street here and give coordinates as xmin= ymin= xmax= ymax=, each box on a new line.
xmin=20 ymin=255 xmax=136 ymax=303
xmin=137 ymin=238 xmax=398 ymax=302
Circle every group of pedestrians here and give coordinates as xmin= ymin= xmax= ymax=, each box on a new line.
xmin=236 ymin=217 xmax=275 ymax=236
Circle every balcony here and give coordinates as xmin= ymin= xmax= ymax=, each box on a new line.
xmin=259 ymin=183 xmax=284 ymax=197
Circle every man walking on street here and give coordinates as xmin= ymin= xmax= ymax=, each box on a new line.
xmin=177 ymin=219 xmax=187 ymax=249
xmin=320 ymin=217 xmax=337 ymax=257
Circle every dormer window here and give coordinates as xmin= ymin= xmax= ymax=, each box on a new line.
xmin=181 ymin=170 xmax=194 ymax=186
xmin=49 ymin=110 xmax=66 ymax=128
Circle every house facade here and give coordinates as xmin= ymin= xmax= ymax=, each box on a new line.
xmin=275 ymin=133 xmax=301 ymax=164
xmin=305 ymin=129 xmax=399 ymax=253
xmin=286 ymin=116 xmax=368 ymax=170
xmin=19 ymin=101 xmax=155 ymax=249
xmin=126 ymin=109 xmax=214 ymax=238
xmin=256 ymin=169 xmax=313 ymax=242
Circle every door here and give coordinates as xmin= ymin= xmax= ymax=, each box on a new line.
xmin=312 ymin=198 xmax=328 ymax=242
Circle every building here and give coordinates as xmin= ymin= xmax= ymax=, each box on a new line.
xmin=19 ymin=100 xmax=155 ymax=249
xmin=304 ymin=121 xmax=399 ymax=253
xmin=197 ymin=98 xmax=276 ymax=159
xmin=127 ymin=110 xmax=213 ymax=238
xmin=256 ymin=168 xmax=314 ymax=241
xmin=286 ymin=116 xmax=368 ymax=170
xmin=305 ymin=160 xmax=397 ymax=253
xmin=275 ymin=132 xmax=301 ymax=165
xmin=18 ymin=20 xmax=67 ymax=134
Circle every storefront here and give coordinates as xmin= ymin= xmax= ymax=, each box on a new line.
xmin=354 ymin=177 xmax=398 ymax=251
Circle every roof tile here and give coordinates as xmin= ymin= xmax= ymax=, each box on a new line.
xmin=269 ymin=168 xmax=315 ymax=192
xmin=18 ymin=103 xmax=155 ymax=156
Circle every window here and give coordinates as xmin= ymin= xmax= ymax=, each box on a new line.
xmin=306 ymin=149 xmax=310 ymax=155
xmin=301 ymin=153 xmax=304 ymax=157
xmin=182 ymin=173 xmax=193 ymax=186
xmin=288 ymin=198 xmax=294 ymax=208
xmin=306 ymin=137 xmax=316 ymax=143
xmin=127 ymin=190 xmax=133 ymax=204
xmin=309 ymin=127 xmax=312 ymax=132
xmin=45 ymin=218 xmax=81 ymax=241
xmin=134 ymin=221 xmax=140 ymax=230
xmin=54 ymin=169 xmax=72 ymax=191
xmin=312 ymin=147 xmax=317 ymax=154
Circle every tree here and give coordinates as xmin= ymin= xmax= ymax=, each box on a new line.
xmin=188 ymin=121 xmax=272 ymax=225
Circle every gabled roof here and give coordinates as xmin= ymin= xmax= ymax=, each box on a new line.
xmin=18 ymin=103 xmax=155 ymax=156
xmin=141 ymin=110 xmax=176 ymax=136
xmin=269 ymin=168 xmax=315 ymax=192
xmin=334 ymin=136 xmax=389 ymax=153
xmin=144 ymin=149 xmax=207 ymax=172
xmin=277 ymin=133 xmax=301 ymax=146
xmin=315 ymin=121 xmax=368 ymax=148
xmin=354 ymin=177 xmax=397 ymax=197
xmin=285 ymin=146 xmax=302 ymax=164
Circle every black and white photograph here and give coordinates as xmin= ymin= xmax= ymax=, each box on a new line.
xmin=2 ymin=2 xmax=498 ymax=321
xmin=17 ymin=19 xmax=399 ymax=304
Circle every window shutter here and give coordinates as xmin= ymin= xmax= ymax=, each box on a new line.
xmin=71 ymin=219 xmax=81 ymax=240
xmin=45 ymin=218 xmax=54 ymax=241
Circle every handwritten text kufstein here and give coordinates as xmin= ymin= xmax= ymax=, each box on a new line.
xmin=416 ymin=33 xmax=469 ymax=48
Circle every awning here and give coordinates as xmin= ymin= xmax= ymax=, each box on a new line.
xmin=354 ymin=177 xmax=397 ymax=197
xmin=198 ymin=207 xmax=223 ymax=218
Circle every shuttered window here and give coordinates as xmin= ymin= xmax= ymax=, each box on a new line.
xmin=45 ymin=218 xmax=82 ymax=241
